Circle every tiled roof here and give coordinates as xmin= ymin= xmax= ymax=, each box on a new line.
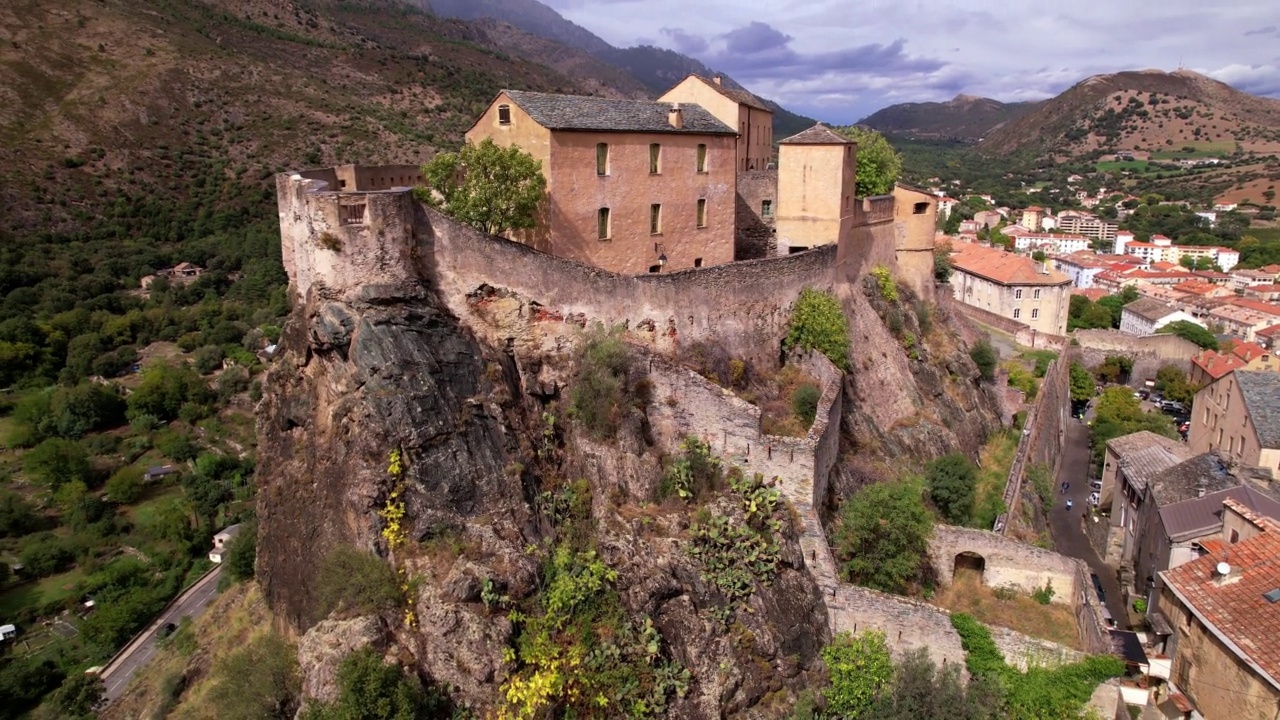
xmin=1258 ymin=324 xmax=1280 ymax=339
xmin=1109 ymin=431 xmax=1194 ymax=492
xmin=1072 ymin=288 xmax=1110 ymax=301
xmin=684 ymin=75 xmax=770 ymax=111
xmin=779 ymin=123 xmax=853 ymax=145
xmin=1148 ymin=452 xmax=1237 ymax=507
xmin=1191 ymin=350 xmax=1246 ymax=380
xmin=501 ymin=90 xmax=735 ymax=135
xmin=1229 ymin=298 xmax=1280 ymax=317
xmin=1160 ymin=485 xmax=1280 ymax=541
xmin=1161 ymin=509 xmax=1280 ymax=690
xmin=1122 ymin=297 xmax=1180 ymax=322
xmin=1230 ymin=341 xmax=1271 ymax=362
xmin=1236 ymin=371 xmax=1280 ymax=448
xmin=949 ymin=243 xmax=1071 ymax=286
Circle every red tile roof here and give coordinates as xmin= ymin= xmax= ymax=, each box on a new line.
xmin=1258 ymin=324 xmax=1280 ymax=339
xmin=1231 ymin=341 xmax=1272 ymax=362
xmin=1230 ymin=298 xmax=1280 ymax=317
xmin=1072 ymin=288 xmax=1110 ymax=301
xmin=1161 ymin=503 xmax=1280 ymax=690
xmin=950 ymin=243 xmax=1071 ymax=286
xmin=1191 ymin=350 xmax=1247 ymax=379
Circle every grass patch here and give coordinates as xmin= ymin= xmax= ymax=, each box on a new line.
xmin=970 ymin=430 xmax=1018 ymax=528
xmin=935 ymin=569 xmax=1080 ymax=649
xmin=1095 ymin=160 xmax=1150 ymax=173
xmin=0 ymin=567 xmax=86 ymax=616
xmin=1248 ymin=227 xmax=1280 ymax=243
xmin=759 ymin=365 xmax=822 ymax=437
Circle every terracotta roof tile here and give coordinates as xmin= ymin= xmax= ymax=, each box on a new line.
xmin=1161 ymin=510 xmax=1280 ymax=690
xmin=950 ymin=243 xmax=1071 ymax=286
xmin=1192 ymin=350 xmax=1247 ymax=379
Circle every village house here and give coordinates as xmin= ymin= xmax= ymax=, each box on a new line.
xmin=1118 ymin=297 xmax=1204 ymax=336
xmin=1053 ymin=252 xmax=1114 ymax=288
xmin=658 ymin=74 xmax=773 ymax=172
xmin=466 ymin=90 xmax=738 ymax=274
xmin=1243 ymin=284 xmax=1280 ymax=302
xmin=948 ymin=242 xmax=1071 ymax=335
xmin=1190 ymin=370 xmax=1280 ymax=478
xmin=1018 ymin=206 xmax=1045 ymax=230
xmin=972 ymin=209 xmax=1002 ymax=230
xmin=1155 ymin=500 xmax=1280 ymax=720
xmin=1119 ymin=451 xmax=1280 ymax=615
xmin=1056 ymin=211 xmax=1118 ymax=242
xmin=1231 ymin=267 xmax=1280 ymax=291
xmin=209 ymin=523 xmax=244 ymax=564
xmin=1011 ymin=231 xmax=1091 ymax=255
xmin=1207 ymin=303 xmax=1280 ymax=342
xmin=1104 ymin=431 xmax=1194 ymax=564
xmin=1258 ymin=324 xmax=1280 ymax=350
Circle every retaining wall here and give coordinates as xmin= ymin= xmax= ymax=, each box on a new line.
xmin=997 ymin=353 xmax=1073 ymax=536
xmin=929 ymin=525 xmax=1079 ymax=602
xmin=1074 ymin=329 xmax=1197 ymax=383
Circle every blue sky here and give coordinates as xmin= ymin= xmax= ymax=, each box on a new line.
xmin=541 ymin=0 xmax=1280 ymax=123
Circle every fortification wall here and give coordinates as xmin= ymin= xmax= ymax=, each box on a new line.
xmin=1074 ymin=330 xmax=1196 ymax=383
xmin=954 ymin=303 xmax=1068 ymax=350
xmin=998 ymin=353 xmax=1073 ymax=536
xmin=928 ymin=525 xmax=1080 ymax=602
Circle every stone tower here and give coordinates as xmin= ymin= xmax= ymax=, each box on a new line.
xmin=774 ymin=124 xmax=857 ymax=253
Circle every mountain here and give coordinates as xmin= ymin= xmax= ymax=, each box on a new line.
xmin=979 ymin=69 xmax=1280 ymax=156
xmin=421 ymin=0 xmax=818 ymax=138
xmin=858 ymin=94 xmax=1041 ymax=141
xmin=0 ymin=0 xmax=589 ymax=239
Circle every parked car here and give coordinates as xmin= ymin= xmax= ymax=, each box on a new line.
xmin=1090 ymin=479 xmax=1103 ymax=491
xmin=1088 ymin=491 xmax=1100 ymax=507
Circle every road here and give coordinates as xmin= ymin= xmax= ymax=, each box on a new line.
xmin=100 ymin=565 xmax=224 ymax=701
xmin=1048 ymin=417 xmax=1130 ymax=626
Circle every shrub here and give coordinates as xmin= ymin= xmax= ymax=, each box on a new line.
xmin=925 ymin=453 xmax=978 ymax=525
xmin=20 ymin=535 xmax=74 ymax=577
xmin=224 ymin=522 xmax=257 ymax=583
xmin=193 ymin=345 xmax=225 ymax=374
xmin=568 ymin=327 xmax=639 ymax=441
xmin=1132 ymin=598 xmax=1147 ymax=613
xmin=783 ymin=288 xmax=851 ymax=371
xmin=792 ymin=383 xmax=821 ymax=428
xmin=822 ymin=631 xmax=894 ymax=718
xmin=310 ymin=546 xmax=401 ymax=625
xmin=105 ymin=466 xmax=144 ymax=504
xmin=658 ymin=436 xmax=721 ymax=502
xmin=205 ymin=633 xmax=300 ymax=719
xmin=871 ymin=265 xmax=898 ymax=302
xmin=22 ymin=438 xmax=92 ymax=490
xmin=1032 ymin=581 xmax=1055 ymax=605
xmin=969 ymin=339 xmax=997 ymax=381
xmin=834 ymin=480 xmax=933 ymax=594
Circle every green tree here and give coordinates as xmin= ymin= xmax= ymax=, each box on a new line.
xmin=783 ymin=288 xmax=851 ymax=371
xmin=22 ymin=438 xmax=92 ymax=490
xmin=1154 ymin=364 xmax=1197 ymax=406
xmin=1093 ymin=355 xmax=1133 ymax=385
xmin=1069 ymin=362 xmax=1094 ymax=403
xmin=835 ymin=126 xmax=903 ymax=197
xmin=32 ymin=673 xmax=103 ymax=720
xmin=864 ymin=648 xmax=1004 ymax=720
xmin=19 ymin=534 xmax=74 ymax=577
xmin=0 ymin=491 xmax=41 ymax=538
xmin=833 ymin=481 xmax=933 ymax=593
xmin=943 ymin=209 xmax=962 ymax=235
xmin=925 ymin=453 xmax=978 ymax=525
xmin=822 ymin=631 xmax=894 ymax=718
xmin=1089 ymin=386 xmax=1178 ymax=466
xmin=969 ymin=339 xmax=997 ymax=381
xmin=105 ymin=466 xmax=145 ymax=504
xmin=415 ymin=138 xmax=547 ymax=237
xmin=933 ymin=245 xmax=953 ymax=283
xmin=127 ymin=362 xmax=212 ymax=422
xmin=225 ymin=522 xmax=258 ymax=583
xmin=1157 ymin=320 xmax=1218 ymax=350
xmin=302 ymin=649 xmax=440 ymax=720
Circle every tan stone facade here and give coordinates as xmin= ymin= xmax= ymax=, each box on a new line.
xmin=467 ymin=92 xmax=736 ymax=274
xmin=1190 ymin=371 xmax=1280 ymax=476
xmin=775 ymin=130 xmax=856 ymax=252
xmin=659 ymin=75 xmax=774 ymax=171
xmin=893 ymin=186 xmax=938 ymax=299
xmin=949 ymin=245 xmax=1072 ymax=336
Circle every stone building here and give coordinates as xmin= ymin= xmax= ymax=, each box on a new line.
xmin=948 ymin=242 xmax=1072 ymax=335
xmin=658 ymin=74 xmax=774 ymax=172
xmin=892 ymin=186 xmax=938 ymax=299
xmin=774 ymin=124 xmax=857 ymax=254
xmin=1155 ymin=500 xmax=1280 ymax=720
xmin=1190 ymin=370 xmax=1280 ymax=477
xmin=466 ymin=90 xmax=737 ymax=274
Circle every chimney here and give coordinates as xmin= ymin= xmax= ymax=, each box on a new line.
xmin=712 ymin=74 xmax=723 ymax=85
xmin=668 ymin=103 xmax=683 ymax=129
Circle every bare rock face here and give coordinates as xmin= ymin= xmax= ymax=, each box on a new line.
xmin=297 ymin=616 xmax=386 ymax=704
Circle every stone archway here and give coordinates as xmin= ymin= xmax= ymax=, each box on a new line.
xmin=953 ymin=551 xmax=986 ymax=583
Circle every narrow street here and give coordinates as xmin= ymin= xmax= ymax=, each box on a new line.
xmin=1049 ymin=417 xmax=1129 ymax=625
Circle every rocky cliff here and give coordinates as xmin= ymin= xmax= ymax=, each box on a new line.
xmin=257 ymin=181 xmax=1004 ymax=716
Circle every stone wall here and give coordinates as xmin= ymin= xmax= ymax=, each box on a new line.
xmin=1074 ymin=329 xmax=1197 ymax=384
xmin=999 ymin=353 xmax=1073 ymax=536
xmin=954 ymin=303 xmax=1069 ymax=350
xmin=928 ymin=525 xmax=1080 ymax=602
xmin=734 ymin=170 xmax=777 ymax=261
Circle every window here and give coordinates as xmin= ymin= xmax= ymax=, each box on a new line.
xmin=913 ymin=202 xmax=929 ymax=215
xmin=339 ymin=203 xmax=366 ymax=225
xmin=1031 ymin=309 xmax=1039 ymax=320
xmin=650 ymin=204 xmax=662 ymax=235
xmin=1034 ymin=288 xmax=1041 ymax=299
xmin=497 ymin=104 xmax=511 ymax=125
xmin=696 ymin=199 xmax=707 ymax=228
xmin=649 ymin=143 xmax=661 ymax=174
xmin=1015 ymin=289 xmax=1023 ymax=299
xmin=696 ymin=144 xmax=707 ymax=173
xmin=596 ymin=143 xmax=609 ymax=176
xmin=761 ymin=199 xmax=773 ymax=217
xmin=649 ymin=265 xmax=661 ymax=273
xmin=597 ymin=208 xmax=611 ymax=240
xmin=694 ymin=258 xmax=703 ymax=268
xmin=1013 ymin=309 xmax=1021 ymax=319
xmin=1230 ymin=529 xmax=1240 ymax=544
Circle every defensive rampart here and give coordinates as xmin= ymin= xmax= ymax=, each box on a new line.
xmin=996 ymin=353 xmax=1073 ymax=537
xmin=1074 ymin=329 xmax=1196 ymax=383
xmin=954 ymin=303 xmax=1069 ymax=350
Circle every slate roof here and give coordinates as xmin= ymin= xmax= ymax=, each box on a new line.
xmin=500 ymin=91 xmax=735 ymax=135
xmin=949 ymin=243 xmax=1072 ymax=286
xmin=1161 ymin=506 xmax=1280 ymax=690
xmin=1159 ymin=484 xmax=1280 ymax=541
xmin=1122 ymin=297 xmax=1180 ymax=323
xmin=1148 ymin=452 xmax=1237 ymax=506
xmin=684 ymin=75 xmax=770 ymax=111
xmin=779 ymin=123 xmax=853 ymax=145
xmin=1236 ymin=371 xmax=1280 ymax=449
xmin=1108 ymin=431 xmax=1194 ymax=492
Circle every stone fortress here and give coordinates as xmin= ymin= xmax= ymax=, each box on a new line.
xmin=275 ymin=76 xmax=1113 ymax=669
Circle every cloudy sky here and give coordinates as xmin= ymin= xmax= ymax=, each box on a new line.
xmin=540 ymin=0 xmax=1280 ymax=123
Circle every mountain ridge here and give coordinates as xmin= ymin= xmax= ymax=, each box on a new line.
xmin=859 ymin=94 xmax=1041 ymax=140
